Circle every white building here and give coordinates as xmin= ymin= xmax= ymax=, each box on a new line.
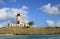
xmin=9 ymin=14 xmax=25 ymax=27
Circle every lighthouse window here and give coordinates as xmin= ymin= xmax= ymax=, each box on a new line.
xmin=17 ymin=21 xmax=20 ymax=24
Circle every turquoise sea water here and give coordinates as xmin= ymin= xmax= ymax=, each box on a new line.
xmin=0 ymin=35 xmax=60 ymax=39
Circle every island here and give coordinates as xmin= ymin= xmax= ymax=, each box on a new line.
xmin=0 ymin=14 xmax=60 ymax=35
xmin=0 ymin=26 xmax=60 ymax=35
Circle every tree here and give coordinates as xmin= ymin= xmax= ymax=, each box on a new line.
xmin=28 ymin=21 xmax=34 ymax=26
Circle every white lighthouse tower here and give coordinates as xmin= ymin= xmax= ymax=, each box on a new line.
xmin=16 ymin=14 xmax=24 ymax=27
xmin=8 ymin=14 xmax=24 ymax=27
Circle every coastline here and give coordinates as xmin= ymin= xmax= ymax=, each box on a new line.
xmin=0 ymin=32 xmax=60 ymax=36
xmin=0 ymin=34 xmax=60 ymax=36
xmin=0 ymin=34 xmax=13 ymax=36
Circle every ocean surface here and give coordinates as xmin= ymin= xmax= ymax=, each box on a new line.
xmin=0 ymin=35 xmax=60 ymax=39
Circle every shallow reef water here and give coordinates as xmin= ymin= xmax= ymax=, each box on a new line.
xmin=0 ymin=35 xmax=60 ymax=39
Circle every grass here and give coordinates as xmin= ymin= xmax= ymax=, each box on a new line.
xmin=0 ymin=26 xmax=60 ymax=35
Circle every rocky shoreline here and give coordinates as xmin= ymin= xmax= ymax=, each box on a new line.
xmin=0 ymin=34 xmax=13 ymax=36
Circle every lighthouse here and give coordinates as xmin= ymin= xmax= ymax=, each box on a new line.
xmin=16 ymin=14 xmax=24 ymax=27
xmin=8 ymin=14 xmax=25 ymax=27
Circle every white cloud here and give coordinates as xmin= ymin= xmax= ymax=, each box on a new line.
xmin=0 ymin=5 xmax=29 ymax=27
xmin=40 ymin=3 xmax=60 ymax=15
xmin=46 ymin=20 xmax=60 ymax=27
xmin=57 ymin=21 xmax=60 ymax=27
xmin=0 ymin=21 xmax=10 ymax=28
xmin=0 ymin=8 xmax=9 ymax=20
xmin=46 ymin=20 xmax=55 ymax=27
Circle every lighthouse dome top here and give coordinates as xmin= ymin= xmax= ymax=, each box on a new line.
xmin=17 ymin=14 xmax=21 ymax=16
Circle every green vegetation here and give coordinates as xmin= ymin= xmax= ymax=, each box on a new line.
xmin=0 ymin=26 xmax=60 ymax=35
xmin=28 ymin=21 xmax=34 ymax=26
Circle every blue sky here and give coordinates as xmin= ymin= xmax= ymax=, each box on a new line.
xmin=0 ymin=0 xmax=60 ymax=27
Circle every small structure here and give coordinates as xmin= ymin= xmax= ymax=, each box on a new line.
xmin=8 ymin=14 xmax=29 ymax=27
xmin=16 ymin=14 xmax=24 ymax=27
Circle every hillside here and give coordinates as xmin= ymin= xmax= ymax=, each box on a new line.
xmin=0 ymin=26 xmax=60 ymax=35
